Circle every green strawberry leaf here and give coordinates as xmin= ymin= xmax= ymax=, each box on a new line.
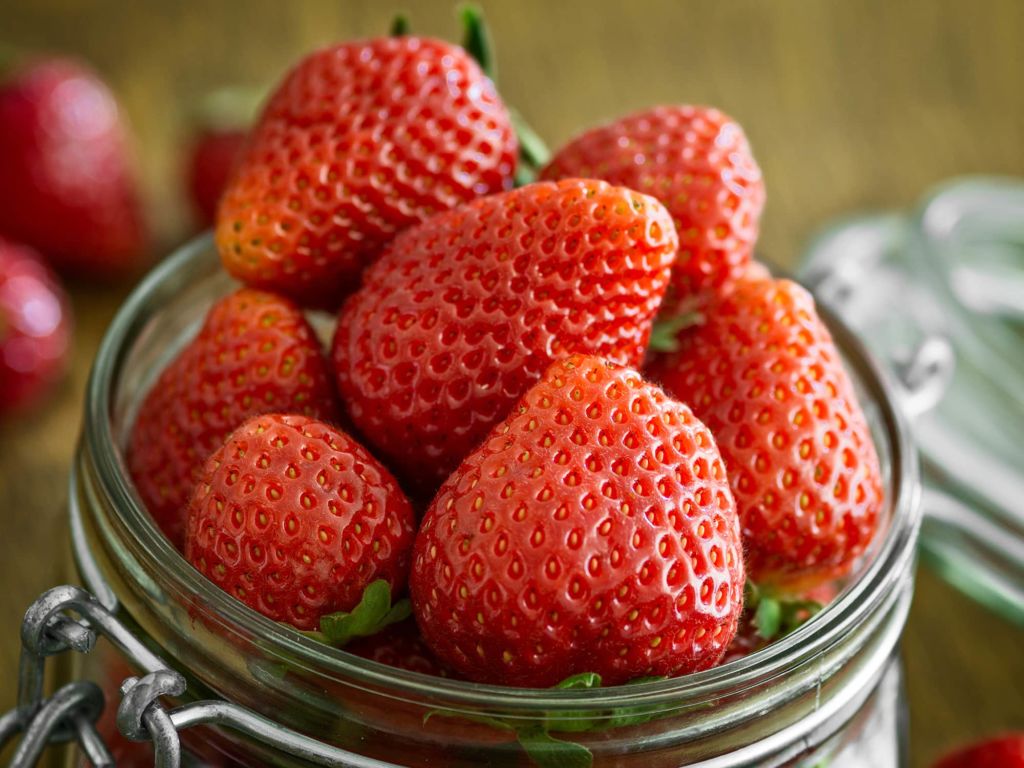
xmin=554 ymin=672 xmax=602 ymax=690
xmin=422 ymin=709 xmax=515 ymax=732
xmin=458 ymin=4 xmax=496 ymax=81
xmin=301 ymin=580 xmax=410 ymax=647
xmin=647 ymin=311 xmax=703 ymax=353
xmin=754 ymin=595 xmax=783 ymax=640
xmin=517 ymin=725 xmax=593 ymax=768
xmin=605 ymin=675 xmax=669 ymax=728
xmin=746 ymin=581 xmax=824 ymax=641
xmin=390 ymin=14 xmax=410 ymax=37
xmin=511 ymin=107 xmax=552 ymax=169
xmin=457 ymin=3 xmax=550 ymax=178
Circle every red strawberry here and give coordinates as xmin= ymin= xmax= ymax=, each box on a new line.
xmin=541 ymin=105 xmax=763 ymax=301
xmin=128 ymin=288 xmax=339 ymax=548
xmin=185 ymin=413 xmax=416 ymax=631
xmin=216 ymin=36 xmax=517 ymax=308
xmin=410 ymin=355 xmax=744 ymax=688
xmin=187 ymin=129 xmax=247 ymax=228
xmin=0 ymin=57 xmax=146 ymax=277
xmin=0 ymin=238 xmax=71 ymax=416
xmin=933 ymin=734 xmax=1024 ymax=768
xmin=346 ymin=619 xmax=455 ymax=678
xmin=185 ymin=88 xmax=262 ymax=228
xmin=333 ymin=179 xmax=678 ymax=494
xmin=647 ymin=277 xmax=883 ymax=588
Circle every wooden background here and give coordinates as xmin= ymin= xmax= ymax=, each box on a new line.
xmin=1 ymin=1 xmax=1022 ymax=765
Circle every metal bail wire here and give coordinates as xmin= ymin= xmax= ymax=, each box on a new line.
xmin=0 ymin=586 xmax=184 ymax=768
xmin=2 ymin=584 xmax=390 ymax=768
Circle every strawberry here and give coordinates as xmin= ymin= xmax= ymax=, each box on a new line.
xmin=409 ymin=355 xmax=744 ymax=688
xmin=333 ymin=179 xmax=678 ymax=494
xmin=216 ymin=35 xmax=517 ymax=308
xmin=128 ymin=288 xmax=339 ymax=548
xmin=185 ymin=413 xmax=416 ymax=631
xmin=541 ymin=105 xmax=763 ymax=301
xmin=646 ymin=277 xmax=883 ymax=588
xmin=185 ymin=88 xmax=262 ymax=228
xmin=933 ymin=734 xmax=1024 ymax=768
xmin=0 ymin=57 xmax=146 ymax=277
xmin=346 ymin=619 xmax=456 ymax=678
xmin=0 ymin=238 xmax=71 ymax=416
xmin=187 ymin=129 xmax=248 ymax=229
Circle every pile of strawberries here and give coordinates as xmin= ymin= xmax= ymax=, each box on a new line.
xmin=127 ymin=13 xmax=884 ymax=690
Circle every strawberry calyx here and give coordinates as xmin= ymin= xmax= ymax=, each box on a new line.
xmin=300 ymin=580 xmax=411 ymax=647
xmin=424 ymin=672 xmax=668 ymax=768
xmin=458 ymin=4 xmax=496 ymax=82
xmin=389 ymin=14 xmax=410 ymax=37
xmin=647 ymin=310 xmax=703 ymax=353
xmin=745 ymin=581 xmax=823 ymax=642
xmin=457 ymin=4 xmax=550 ymax=184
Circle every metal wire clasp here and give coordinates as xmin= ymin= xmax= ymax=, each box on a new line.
xmin=2 ymin=584 xmax=391 ymax=768
xmin=0 ymin=586 xmax=185 ymax=768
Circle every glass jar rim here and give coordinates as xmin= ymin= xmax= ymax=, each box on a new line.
xmin=82 ymin=233 xmax=921 ymax=711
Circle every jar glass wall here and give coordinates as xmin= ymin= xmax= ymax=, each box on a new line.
xmin=66 ymin=235 xmax=922 ymax=767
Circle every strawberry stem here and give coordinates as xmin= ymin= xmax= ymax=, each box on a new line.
xmin=457 ymin=4 xmax=550 ymax=183
xmin=390 ymin=13 xmax=411 ymax=37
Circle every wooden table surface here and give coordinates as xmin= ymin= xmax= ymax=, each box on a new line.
xmin=2 ymin=1 xmax=1022 ymax=765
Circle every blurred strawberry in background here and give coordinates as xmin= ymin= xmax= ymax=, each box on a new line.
xmin=184 ymin=87 xmax=260 ymax=229
xmin=933 ymin=733 xmax=1024 ymax=767
xmin=0 ymin=56 xmax=147 ymax=278
xmin=0 ymin=238 xmax=71 ymax=417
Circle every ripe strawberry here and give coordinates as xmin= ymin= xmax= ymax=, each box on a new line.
xmin=647 ymin=277 xmax=883 ymax=588
xmin=0 ymin=238 xmax=71 ymax=416
xmin=410 ymin=355 xmax=744 ymax=688
xmin=187 ymin=129 xmax=247 ymax=228
xmin=216 ymin=36 xmax=517 ymax=308
xmin=933 ymin=734 xmax=1024 ymax=768
xmin=128 ymin=288 xmax=339 ymax=548
xmin=185 ymin=413 xmax=416 ymax=631
xmin=185 ymin=88 xmax=263 ymax=228
xmin=333 ymin=179 xmax=678 ymax=494
xmin=346 ymin=619 xmax=456 ymax=678
xmin=541 ymin=105 xmax=763 ymax=301
xmin=0 ymin=57 xmax=146 ymax=277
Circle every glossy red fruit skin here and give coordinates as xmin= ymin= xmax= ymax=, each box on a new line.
xmin=933 ymin=734 xmax=1024 ymax=768
xmin=541 ymin=105 xmax=763 ymax=301
xmin=333 ymin=179 xmax=678 ymax=494
xmin=185 ymin=414 xmax=416 ymax=631
xmin=187 ymin=128 xmax=247 ymax=228
xmin=128 ymin=289 xmax=339 ymax=549
xmin=216 ymin=36 xmax=517 ymax=309
xmin=410 ymin=355 xmax=744 ymax=688
xmin=0 ymin=238 xmax=71 ymax=416
xmin=0 ymin=58 xmax=146 ymax=277
xmin=345 ymin=619 xmax=456 ymax=678
xmin=647 ymin=277 xmax=883 ymax=589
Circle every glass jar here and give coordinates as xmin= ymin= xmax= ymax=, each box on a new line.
xmin=61 ymin=235 xmax=922 ymax=767
xmin=800 ymin=177 xmax=1024 ymax=623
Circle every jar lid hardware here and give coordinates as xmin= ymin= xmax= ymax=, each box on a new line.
xmin=0 ymin=585 xmax=396 ymax=768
